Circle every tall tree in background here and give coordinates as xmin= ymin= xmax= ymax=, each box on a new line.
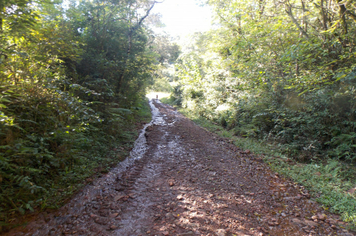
xmin=65 ymin=0 xmax=159 ymax=107
xmin=174 ymin=0 xmax=356 ymax=160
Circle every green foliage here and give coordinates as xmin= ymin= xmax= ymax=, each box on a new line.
xmin=148 ymin=34 xmax=181 ymax=93
xmin=0 ymin=0 xmax=162 ymax=230
xmin=175 ymin=104 xmax=356 ymax=227
xmin=168 ymin=0 xmax=356 ymax=227
xmin=172 ymin=0 xmax=356 ymax=162
xmin=327 ymin=132 xmax=356 ymax=161
xmin=149 ymin=76 xmax=173 ymax=92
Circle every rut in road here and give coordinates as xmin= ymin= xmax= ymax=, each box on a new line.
xmin=4 ymin=100 xmax=355 ymax=236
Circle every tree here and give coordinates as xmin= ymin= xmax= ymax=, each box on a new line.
xmin=173 ymin=0 xmax=356 ymax=159
xmin=0 ymin=0 xmax=160 ymax=228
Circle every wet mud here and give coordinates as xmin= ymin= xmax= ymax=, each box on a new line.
xmin=3 ymin=100 xmax=355 ymax=236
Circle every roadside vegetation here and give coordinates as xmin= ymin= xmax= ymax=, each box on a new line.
xmin=161 ymin=103 xmax=356 ymax=228
xmin=161 ymin=0 xmax=356 ymax=228
xmin=0 ymin=0 xmax=179 ymax=231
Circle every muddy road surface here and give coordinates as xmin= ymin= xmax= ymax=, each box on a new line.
xmin=4 ymin=100 xmax=355 ymax=236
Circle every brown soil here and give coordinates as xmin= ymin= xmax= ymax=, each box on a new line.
xmin=2 ymin=100 xmax=355 ymax=236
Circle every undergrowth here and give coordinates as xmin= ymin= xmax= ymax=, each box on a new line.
xmin=0 ymin=88 xmax=151 ymax=232
xmin=161 ymin=97 xmax=356 ymax=229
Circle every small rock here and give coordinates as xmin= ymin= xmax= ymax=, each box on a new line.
xmin=94 ymin=217 xmax=108 ymax=225
xmin=215 ymin=229 xmax=227 ymax=236
xmin=187 ymin=223 xmax=199 ymax=228
xmin=110 ymin=213 xmax=119 ymax=218
xmin=268 ymin=219 xmax=280 ymax=226
xmin=99 ymin=209 xmax=109 ymax=217
xmin=90 ymin=214 xmax=98 ymax=218
xmin=284 ymin=196 xmax=301 ymax=200
xmin=163 ymin=231 xmax=169 ymax=236
xmin=114 ymin=194 xmax=126 ymax=201
xmin=328 ymin=219 xmax=337 ymax=224
xmin=177 ymin=194 xmax=184 ymax=200
xmin=179 ymin=231 xmax=194 ymax=236
xmin=292 ymin=218 xmax=303 ymax=225
xmin=109 ymin=225 xmax=118 ymax=230
xmin=317 ymin=213 xmax=327 ymax=221
xmin=304 ymin=220 xmax=318 ymax=227
xmin=165 ymin=212 xmax=174 ymax=219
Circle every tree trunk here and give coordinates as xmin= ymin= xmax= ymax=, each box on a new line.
xmin=335 ymin=0 xmax=348 ymax=34
xmin=321 ymin=0 xmax=328 ymax=31
xmin=285 ymin=4 xmax=310 ymax=39
xmin=0 ymin=1 xmax=4 ymax=33
xmin=301 ymin=0 xmax=308 ymax=33
xmin=117 ymin=1 xmax=157 ymax=93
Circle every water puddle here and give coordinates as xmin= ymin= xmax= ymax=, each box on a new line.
xmin=30 ymin=99 xmax=164 ymax=236
xmin=92 ymin=100 xmax=165 ymax=186
xmin=111 ymin=99 xmax=166 ymax=169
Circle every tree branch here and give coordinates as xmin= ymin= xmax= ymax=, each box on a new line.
xmin=345 ymin=9 xmax=356 ymax=22
xmin=285 ymin=4 xmax=310 ymax=39
xmin=118 ymin=1 xmax=159 ymax=92
xmin=335 ymin=0 xmax=348 ymax=34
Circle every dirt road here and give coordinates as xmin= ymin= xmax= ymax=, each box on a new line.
xmin=4 ymin=100 xmax=355 ymax=236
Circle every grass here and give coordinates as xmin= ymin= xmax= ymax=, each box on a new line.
xmin=162 ymin=98 xmax=356 ymax=229
xmin=136 ymin=97 xmax=154 ymax=123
